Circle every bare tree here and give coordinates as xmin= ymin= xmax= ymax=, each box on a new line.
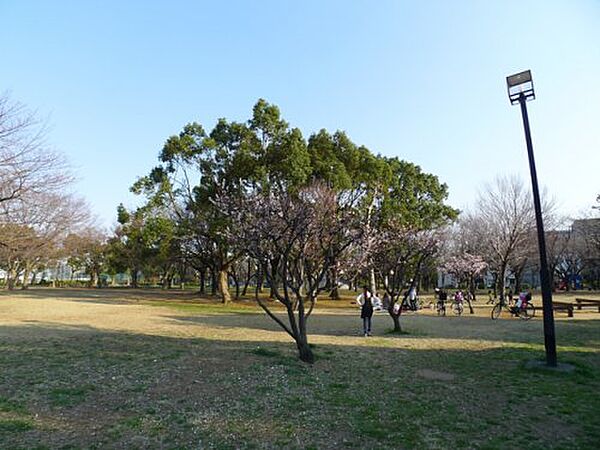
xmin=225 ymin=182 xmax=362 ymax=363
xmin=571 ymin=215 xmax=600 ymax=289
xmin=439 ymin=220 xmax=489 ymax=298
xmin=0 ymin=93 xmax=72 ymax=206
xmin=373 ymin=223 xmax=442 ymax=332
xmin=64 ymin=227 xmax=108 ymax=288
xmin=0 ymin=191 xmax=90 ymax=289
xmin=467 ymin=175 xmax=554 ymax=300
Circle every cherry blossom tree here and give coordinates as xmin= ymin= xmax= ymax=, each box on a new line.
xmin=439 ymin=253 xmax=487 ymax=313
xmin=373 ymin=223 xmax=442 ymax=332
xmin=224 ymin=182 xmax=362 ymax=363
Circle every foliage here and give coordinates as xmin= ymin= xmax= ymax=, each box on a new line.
xmin=121 ymin=99 xmax=457 ymax=358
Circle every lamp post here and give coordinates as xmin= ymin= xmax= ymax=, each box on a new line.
xmin=506 ymin=70 xmax=557 ymax=367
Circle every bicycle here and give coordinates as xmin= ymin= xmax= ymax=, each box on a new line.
xmin=436 ymin=299 xmax=446 ymax=316
xmin=401 ymin=296 xmax=423 ymax=312
xmin=450 ymin=298 xmax=463 ymax=316
xmin=491 ymin=297 xmax=535 ymax=320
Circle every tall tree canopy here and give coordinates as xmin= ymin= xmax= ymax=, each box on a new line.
xmin=128 ymin=99 xmax=456 ymax=360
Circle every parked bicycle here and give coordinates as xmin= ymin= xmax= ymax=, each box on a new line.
xmin=401 ymin=296 xmax=423 ymax=311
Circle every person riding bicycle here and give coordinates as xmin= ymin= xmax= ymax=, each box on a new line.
xmin=436 ymin=288 xmax=447 ymax=315
xmin=511 ymin=291 xmax=532 ymax=315
xmin=454 ymin=289 xmax=464 ymax=304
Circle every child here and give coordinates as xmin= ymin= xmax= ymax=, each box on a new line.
xmin=454 ymin=290 xmax=464 ymax=304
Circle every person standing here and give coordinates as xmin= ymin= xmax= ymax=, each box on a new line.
xmin=408 ymin=285 xmax=418 ymax=310
xmin=437 ymin=288 xmax=447 ymax=316
xmin=359 ymin=286 xmax=374 ymax=337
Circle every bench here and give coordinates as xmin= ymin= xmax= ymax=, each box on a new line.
xmin=541 ymin=301 xmax=574 ymax=317
xmin=575 ymin=298 xmax=600 ymax=313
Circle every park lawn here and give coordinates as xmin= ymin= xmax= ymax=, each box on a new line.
xmin=0 ymin=289 xmax=599 ymax=449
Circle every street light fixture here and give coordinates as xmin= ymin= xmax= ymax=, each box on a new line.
xmin=507 ymin=70 xmax=535 ymax=104
xmin=506 ymin=70 xmax=557 ymax=367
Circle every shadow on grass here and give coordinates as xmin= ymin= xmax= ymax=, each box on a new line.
xmin=0 ymin=287 xmax=211 ymax=306
xmin=159 ymin=311 xmax=600 ymax=350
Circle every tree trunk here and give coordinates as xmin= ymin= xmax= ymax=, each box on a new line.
xmin=230 ymin=271 xmax=240 ymax=299
xmin=295 ymin=295 xmax=313 ymax=362
xmin=6 ymin=266 xmax=18 ymax=290
xmin=514 ymin=263 xmax=526 ymax=294
xmin=241 ymin=259 xmax=253 ymax=296
xmin=296 ymin=336 xmax=314 ymax=364
xmin=241 ymin=272 xmax=252 ymax=296
xmin=218 ymin=268 xmax=231 ymax=304
xmin=199 ymin=269 xmax=206 ymax=295
xmin=90 ymin=271 xmax=99 ymax=288
xmin=210 ymin=268 xmax=217 ymax=296
xmin=465 ymin=276 xmax=475 ymax=314
xmin=391 ymin=313 xmax=401 ymax=332
xmin=498 ymin=262 xmax=507 ymax=304
xmin=130 ymin=269 xmax=138 ymax=288
xmin=492 ymin=272 xmax=498 ymax=298
xmin=21 ymin=267 xmax=31 ymax=290
xmin=329 ymin=265 xmax=340 ymax=300
xmin=161 ymin=273 xmax=170 ymax=290
xmin=257 ymin=270 xmax=264 ymax=293
xmin=369 ymin=268 xmax=377 ymax=294
xmin=469 ymin=276 xmax=477 ymax=301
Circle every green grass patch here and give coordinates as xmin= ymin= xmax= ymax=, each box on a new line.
xmin=0 ymin=397 xmax=27 ymax=414
xmin=121 ymin=416 xmax=143 ymax=430
xmin=0 ymin=418 xmax=34 ymax=433
xmin=49 ymin=385 xmax=95 ymax=407
xmin=249 ymin=347 xmax=281 ymax=358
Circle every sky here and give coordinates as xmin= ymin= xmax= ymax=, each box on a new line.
xmin=1 ymin=1 xmax=599 ymax=228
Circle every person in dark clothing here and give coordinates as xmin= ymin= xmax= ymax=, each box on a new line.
xmin=359 ymin=286 xmax=374 ymax=337
xmin=436 ymin=288 xmax=447 ymax=315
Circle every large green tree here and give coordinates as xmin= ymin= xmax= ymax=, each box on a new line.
xmin=133 ymin=100 xmax=314 ymax=303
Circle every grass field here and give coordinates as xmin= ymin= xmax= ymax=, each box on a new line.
xmin=1 ymin=288 xmax=599 ymax=449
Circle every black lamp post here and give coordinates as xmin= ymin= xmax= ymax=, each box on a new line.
xmin=506 ymin=70 xmax=557 ymax=367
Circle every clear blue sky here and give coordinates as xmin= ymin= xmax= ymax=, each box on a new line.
xmin=2 ymin=1 xmax=599 ymax=227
